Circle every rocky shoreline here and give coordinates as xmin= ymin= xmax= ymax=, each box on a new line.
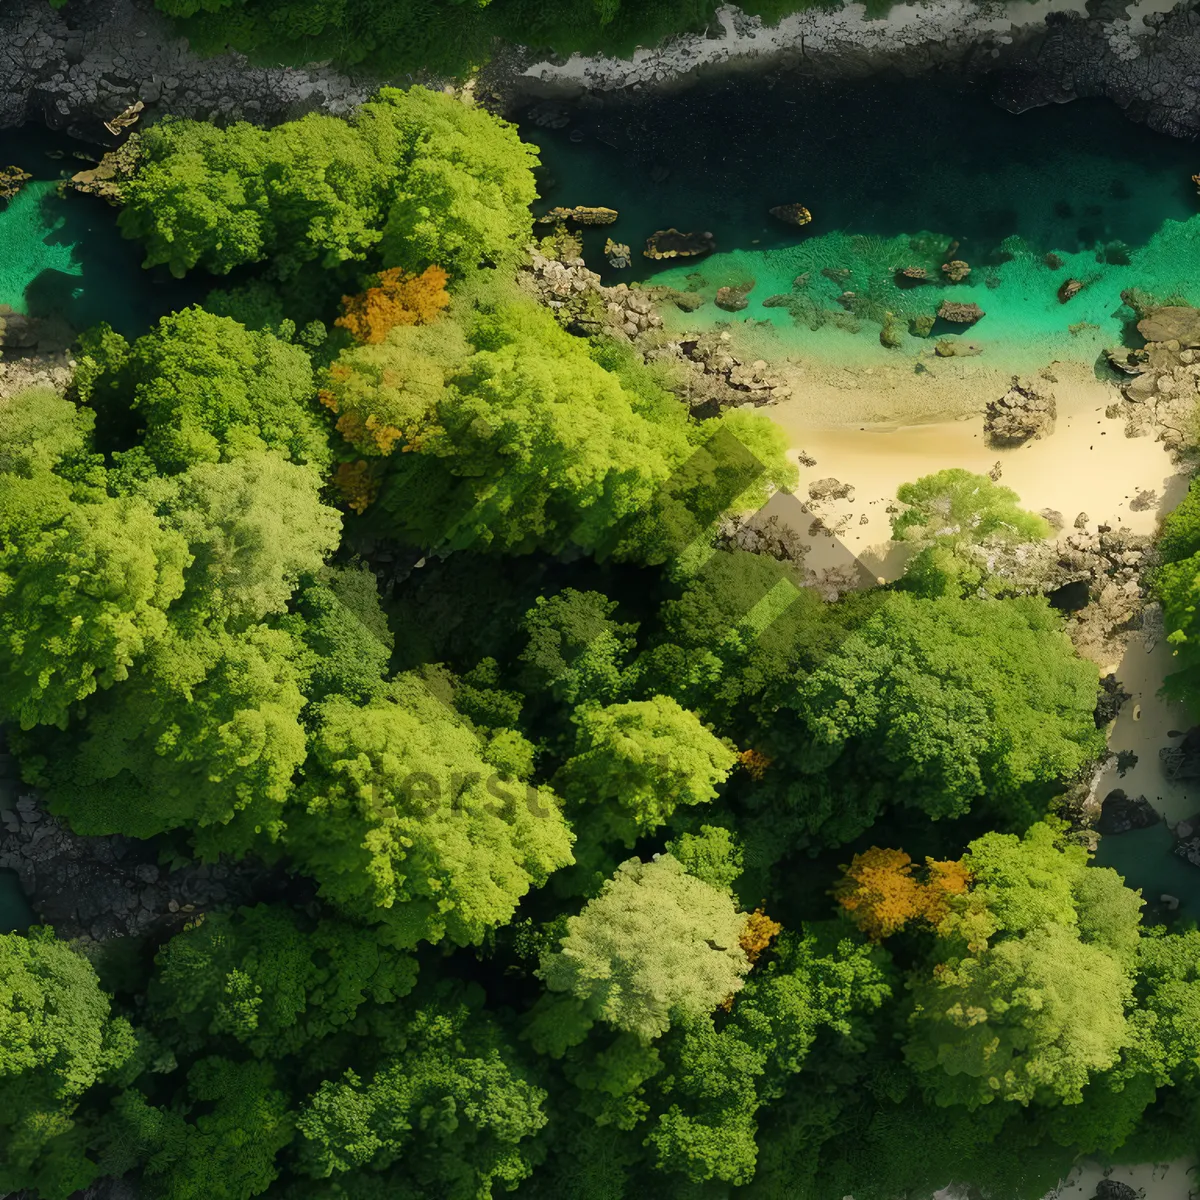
xmin=0 ymin=0 xmax=371 ymax=141
xmin=507 ymin=0 xmax=1200 ymax=141
xmin=2 ymin=0 xmax=1200 ymax=147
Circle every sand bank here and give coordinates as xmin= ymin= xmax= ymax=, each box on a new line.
xmin=764 ymin=357 xmax=1187 ymax=582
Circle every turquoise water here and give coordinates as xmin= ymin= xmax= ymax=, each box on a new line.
xmin=0 ymin=126 xmax=200 ymax=338
xmin=526 ymin=79 xmax=1200 ymax=368
xmin=1096 ymin=824 xmax=1200 ymax=925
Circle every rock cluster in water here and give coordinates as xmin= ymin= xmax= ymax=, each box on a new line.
xmin=1107 ymin=305 xmax=1200 ymax=453
xmin=984 ymin=376 xmax=1057 ymax=446
xmin=644 ymin=228 xmax=715 ymax=260
xmin=1097 ymin=789 xmax=1160 ymax=835
xmin=535 ymin=205 xmax=619 ymax=225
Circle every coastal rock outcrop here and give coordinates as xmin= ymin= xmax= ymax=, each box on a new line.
xmin=985 ymin=376 xmax=1056 ymax=445
xmin=0 ymin=0 xmax=370 ymax=139
xmin=535 ymin=205 xmax=619 ymax=225
xmin=1097 ymin=788 xmax=1159 ymax=834
xmin=1107 ymin=305 xmax=1200 ymax=452
xmin=0 ymin=743 xmax=272 ymax=946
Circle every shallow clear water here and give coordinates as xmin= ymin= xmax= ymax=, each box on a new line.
xmin=0 ymin=125 xmax=201 ymax=338
xmin=525 ymin=77 xmax=1200 ymax=368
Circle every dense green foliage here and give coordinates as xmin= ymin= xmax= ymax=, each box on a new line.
xmin=3 ymin=85 xmax=1197 ymax=1200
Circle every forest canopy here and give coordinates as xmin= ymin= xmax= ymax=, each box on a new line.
xmin=0 ymin=75 xmax=1193 ymax=1200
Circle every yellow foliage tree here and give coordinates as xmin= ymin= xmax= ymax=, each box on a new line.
xmin=834 ymin=848 xmax=972 ymax=941
xmin=335 ymin=265 xmax=451 ymax=344
xmin=739 ymin=908 xmax=783 ymax=965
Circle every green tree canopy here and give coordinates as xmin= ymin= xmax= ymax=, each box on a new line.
xmin=160 ymin=452 xmax=341 ymax=623
xmin=0 ymin=488 xmax=189 ymax=730
xmin=99 ymin=308 xmax=328 ymax=472
xmin=150 ymin=905 xmax=417 ymax=1057
xmin=378 ymin=297 xmax=693 ymax=555
xmin=0 ymin=387 xmax=95 ymax=478
xmin=31 ymin=623 xmax=309 ymax=856
xmin=893 ymin=469 xmax=1050 ymax=597
xmin=519 ymin=589 xmax=638 ymax=708
xmin=0 ymin=929 xmax=135 ymax=1198
xmin=790 ymin=593 xmax=1103 ymax=825
xmin=375 ymin=86 xmax=539 ymax=275
xmin=555 ymin=696 xmax=738 ymax=846
xmin=536 ymin=855 xmax=751 ymax=1045
xmin=296 ymin=984 xmax=548 ymax=1197
xmin=905 ymin=824 xmax=1143 ymax=1109
xmin=291 ymin=675 xmax=574 ymax=947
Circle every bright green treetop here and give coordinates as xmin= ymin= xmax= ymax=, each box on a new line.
xmin=291 ymin=675 xmax=574 ymax=947
xmin=893 ymin=469 xmax=1050 ymax=597
xmin=0 ymin=489 xmax=189 ymax=730
xmin=116 ymin=308 xmax=328 ymax=471
xmin=537 ymin=855 xmax=751 ymax=1044
xmin=379 ymin=297 xmax=692 ymax=554
xmin=555 ymin=696 xmax=738 ymax=845
xmin=906 ymin=824 xmax=1143 ymax=1109
xmin=374 ymin=86 xmax=539 ymax=275
xmin=905 ymin=922 xmax=1131 ymax=1109
xmin=34 ymin=623 xmax=309 ymax=856
xmin=161 ymin=452 xmax=341 ymax=623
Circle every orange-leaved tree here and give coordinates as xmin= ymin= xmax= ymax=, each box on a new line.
xmin=833 ymin=847 xmax=971 ymax=941
xmin=335 ymin=265 xmax=450 ymax=344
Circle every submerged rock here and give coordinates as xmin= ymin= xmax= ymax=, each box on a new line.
xmin=715 ymin=282 xmax=754 ymax=312
xmin=768 ymin=203 xmax=812 ymax=226
xmin=1162 ymin=727 xmax=1200 ymax=781
xmin=644 ymin=228 xmax=715 ymax=260
xmin=984 ymin=376 xmax=1056 ymax=446
xmin=940 ymin=259 xmax=971 ymax=282
xmin=1097 ymin=789 xmax=1159 ymax=835
xmin=934 ymin=339 xmax=982 ymax=357
xmin=1057 ymin=278 xmax=1083 ymax=303
xmin=937 ymin=300 xmax=984 ymax=324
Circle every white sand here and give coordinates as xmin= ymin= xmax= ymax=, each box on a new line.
xmin=768 ymin=362 xmax=1188 ymax=582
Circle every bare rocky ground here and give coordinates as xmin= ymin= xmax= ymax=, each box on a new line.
xmin=0 ymin=0 xmax=373 ymax=139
